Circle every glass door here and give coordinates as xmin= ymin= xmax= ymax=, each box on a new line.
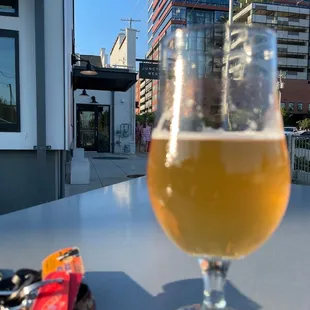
xmin=77 ymin=105 xmax=97 ymax=151
xmin=97 ymin=105 xmax=110 ymax=153
xmin=77 ymin=104 xmax=110 ymax=152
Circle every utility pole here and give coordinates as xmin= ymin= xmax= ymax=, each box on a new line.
xmin=277 ymin=71 xmax=285 ymax=106
xmin=8 ymin=84 xmax=12 ymax=105
xmin=229 ymin=0 xmax=234 ymax=23
xmin=121 ymin=18 xmax=141 ymax=29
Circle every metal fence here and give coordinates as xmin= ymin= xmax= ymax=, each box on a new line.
xmin=287 ymin=135 xmax=310 ymax=185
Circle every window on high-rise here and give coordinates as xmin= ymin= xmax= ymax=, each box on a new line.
xmin=198 ymin=55 xmax=206 ymax=77
xmin=182 ymin=0 xmax=228 ymax=6
xmin=204 ymin=11 xmax=213 ymax=24
xmin=297 ymin=103 xmax=303 ymax=112
xmin=197 ymin=30 xmax=205 ymax=51
xmin=196 ymin=12 xmax=205 ymax=24
xmin=187 ymin=10 xmax=213 ymax=25
xmin=187 ymin=12 xmax=194 ymax=25
xmin=214 ymin=11 xmax=228 ymax=23
xmin=170 ymin=24 xmax=185 ymax=33
xmin=172 ymin=6 xmax=186 ymax=20
xmin=188 ymin=32 xmax=197 ymax=50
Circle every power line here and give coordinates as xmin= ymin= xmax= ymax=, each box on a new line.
xmin=0 ymin=70 xmax=14 ymax=79
xmin=188 ymin=0 xmax=201 ymax=17
xmin=131 ymin=0 xmax=142 ymax=14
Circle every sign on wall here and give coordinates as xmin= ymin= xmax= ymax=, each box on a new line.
xmin=139 ymin=63 xmax=159 ymax=80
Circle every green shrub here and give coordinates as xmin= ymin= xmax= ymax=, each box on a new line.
xmin=294 ymin=156 xmax=310 ymax=173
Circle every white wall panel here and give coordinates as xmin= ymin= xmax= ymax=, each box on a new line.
xmin=0 ymin=0 xmax=37 ymax=149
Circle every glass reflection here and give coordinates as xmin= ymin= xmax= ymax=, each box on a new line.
xmin=0 ymin=34 xmax=18 ymax=127
xmin=0 ymin=1 xmax=17 ymax=15
xmin=112 ymin=181 xmax=131 ymax=209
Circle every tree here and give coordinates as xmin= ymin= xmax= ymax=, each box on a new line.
xmin=281 ymin=106 xmax=288 ymax=119
xmin=281 ymin=107 xmax=294 ymax=126
xmin=0 ymin=97 xmax=16 ymax=123
xmin=297 ymin=118 xmax=310 ymax=130
xmin=219 ymin=15 xmax=228 ymax=23
xmin=136 ymin=112 xmax=155 ymax=125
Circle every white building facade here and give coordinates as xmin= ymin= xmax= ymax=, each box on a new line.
xmin=0 ymin=0 xmax=74 ymax=213
xmin=73 ymin=28 xmax=137 ymax=154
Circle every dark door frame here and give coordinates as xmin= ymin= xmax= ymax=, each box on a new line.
xmin=76 ymin=104 xmax=110 ymax=152
xmin=97 ymin=105 xmax=111 ymax=153
xmin=76 ymin=104 xmax=97 ymax=151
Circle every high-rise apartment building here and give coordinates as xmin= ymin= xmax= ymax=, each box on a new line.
xmin=138 ymin=0 xmax=229 ymax=114
xmin=234 ymin=1 xmax=310 ymax=115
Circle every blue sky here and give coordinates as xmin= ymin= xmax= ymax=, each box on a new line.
xmin=74 ymin=0 xmax=149 ymax=59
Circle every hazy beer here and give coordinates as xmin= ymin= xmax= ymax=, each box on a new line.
xmin=148 ymin=132 xmax=290 ymax=259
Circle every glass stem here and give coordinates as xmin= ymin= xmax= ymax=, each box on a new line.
xmin=199 ymin=258 xmax=231 ymax=309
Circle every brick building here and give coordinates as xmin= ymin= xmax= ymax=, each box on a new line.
xmin=281 ymin=80 xmax=310 ymax=115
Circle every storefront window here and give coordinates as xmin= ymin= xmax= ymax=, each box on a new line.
xmin=0 ymin=0 xmax=18 ymax=16
xmin=0 ymin=29 xmax=20 ymax=132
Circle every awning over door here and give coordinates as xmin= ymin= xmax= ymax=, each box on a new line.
xmin=73 ymin=66 xmax=137 ymax=92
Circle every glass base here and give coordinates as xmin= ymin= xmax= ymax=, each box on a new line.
xmin=177 ymin=259 xmax=232 ymax=310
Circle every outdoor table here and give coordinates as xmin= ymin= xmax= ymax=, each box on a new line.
xmin=0 ymin=178 xmax=309 ymax=310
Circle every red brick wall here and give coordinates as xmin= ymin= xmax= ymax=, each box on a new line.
xmin=281 ymin=80 xmax=310 ymax=114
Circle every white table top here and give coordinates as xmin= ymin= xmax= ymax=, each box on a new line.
xmin=0 ymin=178 xmax=309 ymax=310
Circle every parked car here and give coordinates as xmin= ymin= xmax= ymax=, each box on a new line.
xmin=299 ymin=131 xmax=310 ymax=137
xmin=284 ymin=127 xmax=298 ymax=136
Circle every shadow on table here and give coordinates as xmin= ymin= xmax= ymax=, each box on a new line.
xmin=84 ymin=271 xmax=157 ymax=310
xmin=156 ymin=279 xmax=261 ymax=310
xmin=225 ymin=280 xmax=262 ymax=310
xmin=84 ymin=272 xmax=261 ymax=310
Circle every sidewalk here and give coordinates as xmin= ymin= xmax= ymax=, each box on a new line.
xmin=65 ymin=152 xmax=148 ymax=197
